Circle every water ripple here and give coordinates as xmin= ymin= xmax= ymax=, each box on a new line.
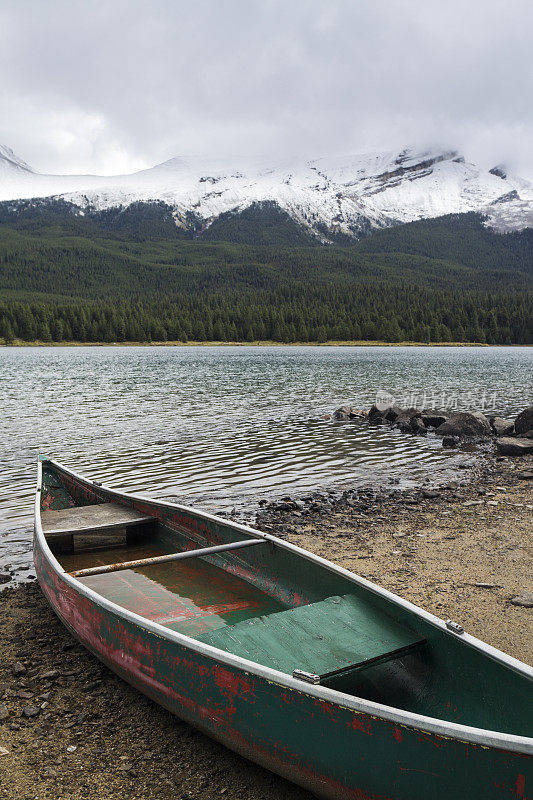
xmin=0 ymin=345 xmax=531 ymax=583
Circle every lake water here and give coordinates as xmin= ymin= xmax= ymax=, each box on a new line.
xmin=0 ymin=345 xmax=531 ymax=585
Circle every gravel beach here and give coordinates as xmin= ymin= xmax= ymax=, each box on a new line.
xmin=0 ymin=453 xmax=531 ymax=800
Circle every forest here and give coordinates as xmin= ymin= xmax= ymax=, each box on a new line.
xmin=0 ymin=203 xmax=531 ymax=344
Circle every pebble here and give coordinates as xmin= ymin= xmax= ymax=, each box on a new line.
xmin=42 ymin=767 xmax=57 ymax=778
xmin=66 ymin=745 xmax=77 ymax=753
xmin=82 ymin=680 xmax=102 ymax=692
xmin=474 ymin=583 xmax=502 ymax=589
xmin=40 ymin=669 xmax=60 ymax=680
xmin=510 ymin=591 xmax=533 ymax=608
xmin=12 ymin=662 xmax=26 ymax=676
xmin=22 ymin=705 xmax=40 ymax=718
xmin=0 ymin=746 xmax=9 ymax=756
xmin=517 ymin=472 xmax=533 ymax=480
xmin=0 ymin=703 xmax=9 ymax=721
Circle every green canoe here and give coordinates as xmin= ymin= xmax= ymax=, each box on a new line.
xmin=34 ymin=457 xmax=533 ymax=800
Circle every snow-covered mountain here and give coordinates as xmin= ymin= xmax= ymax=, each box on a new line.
xmin=1 ymin=145 xmax=532 ymax=240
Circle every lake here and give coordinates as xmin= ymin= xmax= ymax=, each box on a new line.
xmin=0 ymin=345 xmax=531 ymax=584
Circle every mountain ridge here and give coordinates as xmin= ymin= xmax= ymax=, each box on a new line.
xmin=1 ymin=145 xmax=532 ymax=242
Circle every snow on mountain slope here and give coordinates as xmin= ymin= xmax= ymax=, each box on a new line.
xmin=0 ymin=145 xmax=35 ymax=175
xmin=0 ymin=145 xmax=531 ymax=239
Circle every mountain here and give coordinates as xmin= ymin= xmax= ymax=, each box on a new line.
xmin=1 ymin=146 xmax=532 ymax=242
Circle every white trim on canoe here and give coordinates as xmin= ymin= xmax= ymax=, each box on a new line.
xmin=34 ymin=458 xmax=533 ymax=756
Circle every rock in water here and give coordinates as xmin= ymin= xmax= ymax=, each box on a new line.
xmin=333 ymin=406 xmax=367 ymax=421
xmin=515 ymin=406 xmax=533 ymax=435
xmin=489 ymin=416 xmax=515 ymax=436
xmin=510 ymin=591 xmax=533 ymax=608
xmin=333 ymin=405 xmax=352 ymax=420
xmin=421 ymin=412 xmax=448 ymax=428
xmin=495 ymin=437 xmax=533 ymax=456
xmin=442 ymin=436 xmax=459 ymax=448
xmin=409 ymin=416 xmax=427 ymax=435
xmin=435 ymin=411 xmax=491 ymax=438
xmin=368 ymin=404 xmax=402 ymax=422
xmin=367 ymin=404 xmax=384 ymax=420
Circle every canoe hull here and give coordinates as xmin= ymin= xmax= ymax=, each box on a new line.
xmin=34 ymin=536 xmax=531 ymax=800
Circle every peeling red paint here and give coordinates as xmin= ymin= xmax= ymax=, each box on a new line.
xmin=349 ymin=715 xmax=373 ymax=736
xmin=34 ymin=466 xmax=533 ymax=800
xmin=416 ymin=731 xmax=442 ymax=748
xmin=213 ymin=665 xmax=252 ymax=696
xmin=393 ymin=727 xmax=403 ymax=743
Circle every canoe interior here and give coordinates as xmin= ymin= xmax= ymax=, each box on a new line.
xmin=39 ymin=462 xmax=533 ymax=739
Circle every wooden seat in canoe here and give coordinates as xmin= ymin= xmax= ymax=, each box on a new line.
xmin=41 ymin=502 xmax=156 ymax=552
xmin=197 ymin=594 xmax=426 ymax=683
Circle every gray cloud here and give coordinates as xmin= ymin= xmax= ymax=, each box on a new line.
xmin=0 ymin=0 xmax=532 ymax=178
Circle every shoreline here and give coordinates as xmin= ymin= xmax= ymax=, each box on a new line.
xmin=1 ymin=339 xmax=529 ymax=348
xmin=0 ymin=452 xmax=531 ymax=799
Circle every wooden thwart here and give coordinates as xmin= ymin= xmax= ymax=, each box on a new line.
xmin=198 ymin=594 xmax=426 ymax=682
xmin=70 ymin=538 xmax=267 ymax=578
xmin=42 ymin=502 xmax=155 ymax=541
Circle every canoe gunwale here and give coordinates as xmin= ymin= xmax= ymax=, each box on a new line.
xmin=34 ymin=457 xmax=533 ymax=756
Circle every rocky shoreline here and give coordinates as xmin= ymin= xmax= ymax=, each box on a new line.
xmin=0 ymin=448 xmax=532 ymax=799
xmin=325 ymin=401 xmax=533 ymax=455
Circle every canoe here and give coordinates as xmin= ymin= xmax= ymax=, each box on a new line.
xmin=34 ymin=456 xmax=532 ymax=800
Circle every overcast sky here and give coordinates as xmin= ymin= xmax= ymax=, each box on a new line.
xmin=1 ymin=0 xmax=532 ymax=178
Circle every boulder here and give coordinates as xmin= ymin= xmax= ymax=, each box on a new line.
xmin=495 ymin=437 xmax=533 ymax=456
xmin=384 ymin=406 xmax=405 ymax=422
xmin=368 ymin=404 xmax=385 ymax=420
xmin=409 ymin=417 xmax=427 ymax=435
xmin=392 ymin=408 xmax=420 ymax=424
xmin=442 ymin=435 xmax=459 ymax=448
xmin=435 ymin=411 xmax=491 ymax=438
xmin=369 ymin=404 xmax=403 ymax=422
xmin=397 ymin=420 xmax=414 ymax=433
xmin=421 ymin=412 xmax=448 ymax=428
xmin=489 ymin=416 xmax=515 ymax=436
xmin=515 ymin=406 xmax=533 ymax=436
xmin=389 ymin=407 xmax=425 ymax=434
xmin=333 ymin=406 xmax=367 ymax=421
xmin=333 ymin=405 xmax=352 ymax=421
